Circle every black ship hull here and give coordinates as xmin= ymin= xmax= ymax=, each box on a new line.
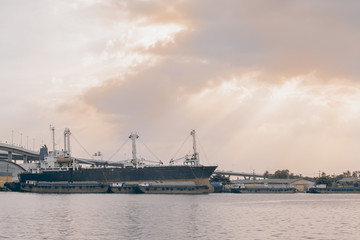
xmin=18 ymin=165 xmax=217 ymax=194
xmin=20 ymin=165 xmax=217 ymax=183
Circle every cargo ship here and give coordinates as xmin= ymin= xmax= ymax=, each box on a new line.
xmin=17 ymin=127 xmax=217 ymax=194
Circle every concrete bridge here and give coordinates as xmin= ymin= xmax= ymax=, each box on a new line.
xmin=215 ymin=170 xmax=265 ymax=180
xmin=0 ymin=142 xmax=40 ymax=163
xmin=0 ymin=141 xmax=125 ymax=167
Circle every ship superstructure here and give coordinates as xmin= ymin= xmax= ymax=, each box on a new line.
xmin=37 ymin=126 xmax=74 ymax=170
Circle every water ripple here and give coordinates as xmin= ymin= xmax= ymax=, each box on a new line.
xmin=1 ymin=193 xmax=360 ymax=239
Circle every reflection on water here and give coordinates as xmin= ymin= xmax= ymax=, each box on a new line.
xmin=1 ymin=193 xmax=360 ymax=240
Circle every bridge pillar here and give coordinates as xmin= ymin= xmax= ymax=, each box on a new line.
xmin=8 ymin=151 xmax=12 ymax=162
xmin=23 ymin=155 xmax=28 ymax=164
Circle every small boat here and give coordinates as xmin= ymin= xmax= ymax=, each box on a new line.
xmin=307 ymin=186 xmax=360 ymax=194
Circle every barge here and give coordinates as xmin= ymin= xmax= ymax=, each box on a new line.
xmin=307 ymin=186 xmax=360 ymax=193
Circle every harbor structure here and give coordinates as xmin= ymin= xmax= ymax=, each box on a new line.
xmin=231 ymin=178 xmax=315 ymax=193
xmin=0 ymin=160 xmax=25 ymax=189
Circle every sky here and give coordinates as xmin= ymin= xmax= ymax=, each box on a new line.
xmin=1 ymin=0 xmax=360 ymax=176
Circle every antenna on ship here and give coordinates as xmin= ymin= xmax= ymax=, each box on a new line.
xmin=129 ymin=132 xmax=140 ymax=168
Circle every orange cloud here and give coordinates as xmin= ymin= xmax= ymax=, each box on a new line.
xmin=2 ymin=1 xmax=360 ymax=175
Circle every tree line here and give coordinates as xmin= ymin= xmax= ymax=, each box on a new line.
xmin=314 ymin=171 xmax=360 ymax=186
xmin=211 ymin=169 xmax=360 ymax=186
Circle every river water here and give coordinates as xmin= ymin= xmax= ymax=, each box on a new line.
xmin=1 ymin=192 xmax=359 ymax=240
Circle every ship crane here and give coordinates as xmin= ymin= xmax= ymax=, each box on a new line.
xmin=169 ymin=156 xmax=186 ymax=165
xmin=127 ymin=132 xmax=137 ymax=168
xmin=170 ymin=130 xmax=201 ymax=166
xmin=184 ymin=129 xmax=200 ymax=166
xmin=128 ymin=133 xmax=164 ymax=167
xmin=142 ymin=159 xmax=163 ymax=165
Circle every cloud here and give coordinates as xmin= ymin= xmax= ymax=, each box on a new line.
xmin=2 ymin=0 xmax=360 ymax=175
xmin=184 ymin=73 xmax=360 ymax=174
xmin=141 ymin=1 xmax=360 ymax=79
xmin=77 ymin=1 xmax=360 ymax=174
xmin=83 ymin=66 xmax=360 ymax=174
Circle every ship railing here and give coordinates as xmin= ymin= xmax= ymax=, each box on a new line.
xmin=42 ymin=167 xmax=70 ymax=172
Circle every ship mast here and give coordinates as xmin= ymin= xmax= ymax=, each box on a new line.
xmin=50 ymin=125 xmax=56 ymax=155
xmin=129 ymin=132 xmax=139 ymax=168
xmin=190 ymin=130 xmax=200 ymax=166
